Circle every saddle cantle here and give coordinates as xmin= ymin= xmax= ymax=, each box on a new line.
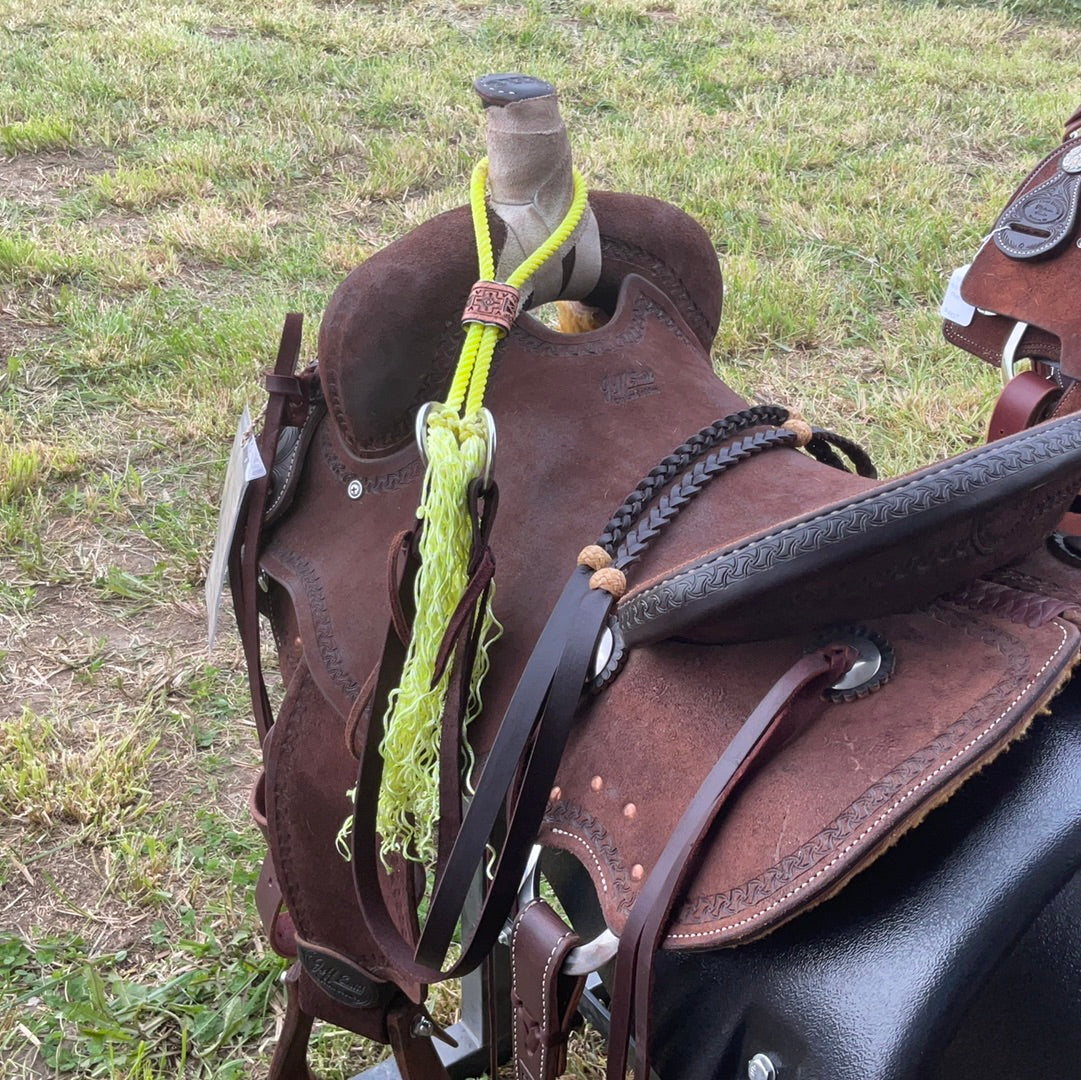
xmin=236 ymin=83 xmax=1081 ymax=1080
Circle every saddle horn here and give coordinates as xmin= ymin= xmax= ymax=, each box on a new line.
xmin=474 ymin=73 xmax=602 ymax=308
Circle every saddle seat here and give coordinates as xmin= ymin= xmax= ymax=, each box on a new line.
xmin=257 ymin=188 xmax=1081 ymax=1008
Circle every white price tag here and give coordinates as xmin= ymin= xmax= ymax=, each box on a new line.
xmin=205 ymin=406 xmax=267 ymax=650
xmin=940 ymin=264 xmax=975 ymax=327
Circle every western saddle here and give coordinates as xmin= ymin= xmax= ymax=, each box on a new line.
xmin=226 ymin=78 xmax=1081 ymax=1079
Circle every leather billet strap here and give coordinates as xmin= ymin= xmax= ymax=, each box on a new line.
xmin=250 ymin=772 xmax=298 ymax=957
xmin=605 ymin=646 xmax=856 ymax=1080
xmin=229 ymin=314 xmax=305 ymax=970
xmin=943 ymin=308 xmax=1061 ymax=372
xmin=510 ymin=899 xmax=586 ymax=1080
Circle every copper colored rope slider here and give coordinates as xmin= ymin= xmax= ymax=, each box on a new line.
xmin=462 ymin=281 xmax=522 ymax=335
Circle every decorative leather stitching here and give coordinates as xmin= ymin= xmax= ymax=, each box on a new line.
xmin=665 ymin=619 xmax=1072 ymax=943
xmin=267 ymin=546 xmax=361 ymax=701
xmin=621 ymin=419 xmax=1081 ymax=632
xmin=511 ymin=897 xmax=544 ymax=1080
xmin=547 ymin=826 xmax=610 ymax=895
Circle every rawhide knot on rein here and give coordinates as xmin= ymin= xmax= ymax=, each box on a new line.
xmin=783 ymin=412 xmax=814 ymax=447
xmin=577 ymin=544 xmax=613 ymax=571
xmin=578 ymin=544 xmax=626 ymax=596
xmin=462 ymin=280 xmax=522 ymax=335
xmin=589 ymin=566 xmax=627 ymax=597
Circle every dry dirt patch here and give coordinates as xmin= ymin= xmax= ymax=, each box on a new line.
xmin=0 ymin=148 xmax=114 ymax=209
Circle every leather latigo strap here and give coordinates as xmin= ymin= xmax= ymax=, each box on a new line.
xmin=606 ymin=647 xmax=855 ymax=1080
xmin=943 ymin=308 xmax=1061 ymax=370
xmin=510 ymin=900 xmax=586 ymax=1080
xmin=230 ymin=312 xmax=305 ymax=748
xmin=987 ymin=370 xmax=1061 ymax=442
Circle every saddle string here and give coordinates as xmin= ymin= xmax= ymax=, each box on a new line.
xmin=375 ymin=158 xmax=588 ymax=867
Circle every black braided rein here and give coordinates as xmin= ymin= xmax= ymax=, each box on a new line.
xmin=594 ymin=407 xmax=878 ymax=569
xmin=615 ymin=427 xmax=800 ymax=566
xmin=598 ymin=406 xmax=789 ymax=552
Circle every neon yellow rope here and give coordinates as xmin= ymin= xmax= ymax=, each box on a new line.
xmin=372 ymin=159 xmax=589 ymax=867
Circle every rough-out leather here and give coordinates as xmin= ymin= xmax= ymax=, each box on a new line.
xmin=960 ymin=137 xmax=1081 ymax=380
xmin=248 ymin=170 xmax=1081 ymax=1077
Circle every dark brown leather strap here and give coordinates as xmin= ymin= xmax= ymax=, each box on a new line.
xmin=351 ymin=566 xmax=611 ymax=984
xmin=255 ymin=851 xmax=298 ymax=958
xmin=510 ymin=899 xmax=585 ymax=1080
xmin=230 ymin=312 xmax=305 ymax=745
xmin=606 ymin=646 xmax=855 ymax=1080
xmin=944 ymin=309 xmax=1062 ymax=370
xmin=987 ymin=370 xmax=1062 ymax=442
xmin=1065 ymin=103 xmax=1081 ymax=140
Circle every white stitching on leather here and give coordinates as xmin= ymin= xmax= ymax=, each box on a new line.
xmin=666 ymin=621 xmax=1072 ymax=943
xmin=548 ymin=827 xmax=610 ymax=893
xmin=511 ymin=897 xmax=544 ymax=1080
xmin=539 ymin=920 xmax=578 ymax=1080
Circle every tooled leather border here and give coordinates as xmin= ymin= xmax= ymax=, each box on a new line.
xmin=619 ymin=419 xmax=1081 ymax=634
xmin=539 ymin=609 xmax=1075 ymax=946
xmin=668 ymin=613 xmax=1074 ymax=946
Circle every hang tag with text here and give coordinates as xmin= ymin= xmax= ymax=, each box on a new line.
xmin=940 ymin=264 xmax=975 ymax=326
xmin=206 ymin=406 xmax=267 ymax=651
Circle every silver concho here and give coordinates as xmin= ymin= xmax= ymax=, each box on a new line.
xmin=1062 ymin=144 xmax=1081 ymax=174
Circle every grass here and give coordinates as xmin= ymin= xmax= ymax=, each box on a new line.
xmin=1 ymin=0 xmax=1080 ymax=1077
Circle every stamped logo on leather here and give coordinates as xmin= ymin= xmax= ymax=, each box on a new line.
xmin=601 ymin=368 xmax=659 ymax=404
xmin=297 ymin=940 xmax=382 ymax=1008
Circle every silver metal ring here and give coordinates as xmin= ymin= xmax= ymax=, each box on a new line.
xmin=414 ymin=402 xmax=437 ymax=466
xmin=507 ymin=845 xmax=620 ymax=975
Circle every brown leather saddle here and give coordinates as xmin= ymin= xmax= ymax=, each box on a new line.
xmin=231 ymin=82 xmax=1081 ymax=1080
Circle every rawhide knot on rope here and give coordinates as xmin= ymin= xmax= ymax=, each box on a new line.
xmin=462 ymin=281 xmax=522 ymax=336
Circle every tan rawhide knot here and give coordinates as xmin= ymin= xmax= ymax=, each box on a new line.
xmin=784 ymin=413 xmax=814 ymax=447
xmin=578 ymin=544 xmax=612 ymax=571
xmin=461 ymin=280 xmax=522 ymax=335
xmin=589 ymin=567 xmax=627 ymax=598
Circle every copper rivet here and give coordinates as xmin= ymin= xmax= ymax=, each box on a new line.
xmin=549 ymin=786 xmax=561 ymax=802
xmin=623 ymin=803 xmax=637 ymax=819
xmin=631 ymin=864 xmax=645 ymax=881
xmin=590 ymin=775 xmax=603 ymax=792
